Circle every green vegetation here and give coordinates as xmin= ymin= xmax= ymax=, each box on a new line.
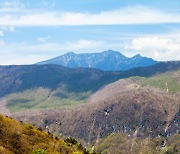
xmin=133 ymin=71 xmax=180 ymax=94
xmin=35 ymin=85 xmax=91 ymax=109
xmin=32 ymin=149 xmax=47 ymax=154
xmin=6 ymin=88 xmax=51 ymax=112
xmin=0 ymin=114 xmax=91 ymax=154
xmin=95 ymin=133 xmax=180 ymax=154
xmin=64 ymin=137 xmax=91 ymax=154
xmin=95 ymin=133 xmax=129 ymax=154
xmin=6 ymin=85 xmax=91 ymax=112
xmin=0 ymin=114 xmax=100 ymax=154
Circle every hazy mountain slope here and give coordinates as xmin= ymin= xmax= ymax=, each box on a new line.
xmin=0 ymin=65 xmax=122 ymax=112
xmin=0 ymin=114 xmax=90 ymax=154
xmin=13 ymin=72 xmax=180 ymax=143
xmin=0 ymin=61 xmax=179 ymax=113
xmin=37 ymin=50 xmax=157 ymax=71
xmin=0 ymin=61 xmax=179 ymax=97
xmin=0 ymin=64 xmax=121 ymax=97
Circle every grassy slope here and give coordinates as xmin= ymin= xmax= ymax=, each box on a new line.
xmin=6 ymin=88 xmax=51 ymax=112
xmin=35 ymin=84 xmax=91 ymax=109
xmin=95 ymin=133 xmax=180 ymax=154
xmin=0 ymin=114 xmax=92 ymax=154
xmin=6 ymin=85 xmax=91 ymax=112
xmin=133 ymin=71 xmax=180 ymax=94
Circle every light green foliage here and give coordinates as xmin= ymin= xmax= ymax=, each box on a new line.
xmin=133 ymin=71 xmax=180 ymax=94
xmin=35 ymin=84 xmax=91 ymax=109
xmin=95 ymin=133 xmax=180 ymax=154
xmin=6 ymin=88 xmax=51 ymax=112
xmin=32 ymin=149 xmax=47 ymax=154
xmin=6 ymin=84 xmax=91 ymax=112
xmin=95 ymin=133 xmax=128 ymax=154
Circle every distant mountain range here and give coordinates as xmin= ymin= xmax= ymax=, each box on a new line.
xmin=37 ymin=50 xmax=158 ymax=71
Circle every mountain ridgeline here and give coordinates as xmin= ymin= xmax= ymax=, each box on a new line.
xmin=37 ymin=50 xmax=158 ymax=71
xmin=0 ymin=61 xmax=179 ymax=98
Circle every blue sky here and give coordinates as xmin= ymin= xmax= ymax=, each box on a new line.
xmin=0 ymin=0 xmax=180 ymax=64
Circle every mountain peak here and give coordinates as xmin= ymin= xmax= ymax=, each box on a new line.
xmin=133 ymin=54 xmax=142 ymax=58
xmin=106 ymin=49 xmax=116 ymax=53
xmin=64 ymin=52 xmax=76 ymax=55
xmin=37 ymin=50 xmax=157 ymax=71
xmin=104 ymin=49 xmax=122 ymax=54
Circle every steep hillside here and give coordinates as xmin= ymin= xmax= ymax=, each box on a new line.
xmin=37 ymin=50 xmax=157 ymax=71
xmin=0 ymin=114 xmax=91 ymax=154
xmin=13 ymin=71 xmax=180 ymax=143
xmin=0 ymin=61 xmax=179 ymax=113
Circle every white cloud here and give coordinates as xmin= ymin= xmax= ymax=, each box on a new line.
xmin=8 ymin=26 xmax=15 ymax=32
xmin=37 ymin=36 xmax=50 ymax=43
xmin=37 ymin=1 xmax=55 ymax=8
xmin=0 ymin=26 xmax=15 ymax=37
xmin=0 ymin=1 xmax=25 ymax=13
xmin=13 ymin=40 xmax=104 ymax=53
xmin=0 ymin=30 xmax=4 ymax=36
xmin=0 ymin=6 xmax=180 ymax=26
xmin=0 ymin=40 xmax=4 ymax=45
xmin=0 ymin=40 xmax=104 ymax=64
xmin=0 ymin=54 xmax=46 ymax=65
xmin=0 ymin=1 xmax=23 ymax=8
xmin=125 ymin=36 xmax=180 ymax=61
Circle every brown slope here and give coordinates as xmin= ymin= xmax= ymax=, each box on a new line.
xmin=12 ymin=78 xmax=180 ymax=143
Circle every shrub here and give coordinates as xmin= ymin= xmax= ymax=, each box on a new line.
xmin=65 ymin=137 xmax=78 ymax=145
xmin=32 ymin=149 xmax=47 ymax=154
